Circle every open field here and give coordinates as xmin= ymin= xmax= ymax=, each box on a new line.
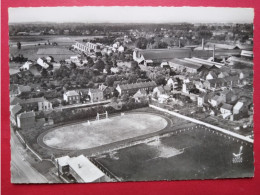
xmin=42 ymin=113 xmax=168 ymax=150
xmin=9 ymin=35 xmax=105 ymax=46
xmin=95 ymin=127 xmax=254 ymax=181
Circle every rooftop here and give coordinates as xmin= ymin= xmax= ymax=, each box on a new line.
xmin=68 ymin=155 xmax=105 ymax=183
xmin=17 ymin=111 xmax=35 ymax=119
xmin=64 ymin=90 xmax=79 ymax=96
xmin=118 ymin=81 xmax=157 ymax=90
xmin=221 ymin=103 xmax=233 ymax=110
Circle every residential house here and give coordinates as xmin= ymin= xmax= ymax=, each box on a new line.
xmin=219 ymin=90 xmax=234 ymax=104
xmin=37 ymin=58 xmax=50 ymax=69
xmin=182 ymin=83 xmax=194 ymax=94
xmin=17 ymin=111 xmax=35 ymax=129
xmin=167 ymin=77 xmax=178 ymax=90
xmin=29 ymin=65 xmax=41 ymax=77
xmin=232 ymin=98 xmax=252 ymax=120
xmin=220 ymin=103 xmax=233 ymax=119
xmin=63 ymin=90 xmax=80 ymax=104
xmin=203 ymin=76 xmax=239 ymax=91
xmin=88 ymin=89 xmax=104 ymax=102
xmin=193 ymin=80 xmax=206 ymax=92
xmin=205 ymin=71 xmax=218 ymax=80
xmin=133 ymin=89 xmax=147 ymax=102
xmin=38 ymin=99 xmax=53 ymax=111
xmin=116 ymin=81 xmax=157 ymax=96
xmin=209 ymin=95 xmax=224 ymax=107
xmin=153 ymin=86 xmax=166 ymax=97
xmin=158 ymin=94 xmax=170 ymax=103
xmin=197 ymin=93 xmax=215 ymax=107
xmin=218 ymin=72 xmax=229 ymax=78
xmin=99 ymin=84 xmax=114 ymax=99
xmin=20 ymin=97 xmax=52 ymax=112
xmin=20 ymin=61 xmax=33 ymax=71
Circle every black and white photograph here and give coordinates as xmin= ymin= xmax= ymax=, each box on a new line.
xmin=8 ymin=6 xmax=254 ymax=183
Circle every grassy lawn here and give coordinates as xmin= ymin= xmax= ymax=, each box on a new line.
xmin=42 ymin=113 xmax=168 ymax=150
xmin=95 ymin=128 xmax=254 ymax=181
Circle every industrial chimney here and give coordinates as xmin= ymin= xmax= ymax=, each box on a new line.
xmin=213 ymin=44 xmax=215 ymax=62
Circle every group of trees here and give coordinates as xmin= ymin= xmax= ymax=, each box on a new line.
xmin=47 ymin=99 xmax=148 ymax=124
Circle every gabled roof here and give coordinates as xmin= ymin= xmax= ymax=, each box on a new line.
xmin=155 ymin=86 xmax=165 ymax=93
xmin=207 ymin=71 xmax=218 ymax=79
xmin=212 ymin=95 xmax=222 ymax=102
xmin=64 ymin=90 xmax=79 ymax=96
xmin=221 ymin=89 xmax=233 ymax=96
xmin=221 ymin=103 xmax=233 ymax=110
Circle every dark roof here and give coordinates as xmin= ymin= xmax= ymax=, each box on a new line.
xmin=18 ymin=111 xmax=35 ymax=119
xmin=139 ymin=48 xmax=192 ymax=61
xmin=205 ymin=42 xmax=239 ymax=50
xmin=221 ymin=89 xmax=233 ymax=96
xmin=21 ymin=97 xmax=45 ymax=104
xmin=89 ymin=88 xmax=103 ymax=93
xmin=119 ymin=81 xmax=157 ymax=90
xmin=221 ymin=103 xmax=233 ymax=110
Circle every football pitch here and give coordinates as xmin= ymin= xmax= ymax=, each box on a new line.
xmin=42 ymin=112 xmax=168 ymax=150
xmin=95 ymin=127 xmax=254 ymax=181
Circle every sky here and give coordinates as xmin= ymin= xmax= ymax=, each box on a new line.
xmin=8 ymin=6 xmax=254 ymax=24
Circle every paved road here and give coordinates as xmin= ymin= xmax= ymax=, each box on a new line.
xmin=11 ymin=130 xmax=48 ymax=183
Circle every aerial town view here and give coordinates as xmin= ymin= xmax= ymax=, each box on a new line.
xmin=9 ymin=7 xmax=254 ymax=183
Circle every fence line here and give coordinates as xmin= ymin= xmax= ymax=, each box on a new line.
xmin=149 ymin=104 xmax=253 ymax=144
xmin=16 ymin=131 xmax=43 ymax=161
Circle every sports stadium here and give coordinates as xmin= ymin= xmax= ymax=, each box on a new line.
xmin=35 ymin=108 xmax=254 ymax=181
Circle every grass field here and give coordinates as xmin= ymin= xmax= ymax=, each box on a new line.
xmin=95 ymin=127 xmax=254 ymax=181
xmin=42 ymin=113 xmax=168 ymax=150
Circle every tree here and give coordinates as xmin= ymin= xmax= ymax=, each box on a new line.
xmin=130 ymin=61 xmax=140 ymax=72
xmin=41 ymin=69 xmax=48 ymax=77
xmin=121 ymin=94 xmax=130 ymax=102
xmin=135 ymin=37 xmax=148 ymax=49
xmin=158 ymin=42 xmax=168 ymax=49
xmin=17 ymin=42 xmax=21 ymax=50
xmin=105 ymin=76 xmax=116 ymax=87
xmin=93 ymin=59 xmax=105 ymax=72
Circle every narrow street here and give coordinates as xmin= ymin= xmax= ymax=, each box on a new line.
xmin=11 ymin=130 xmax=48 ymax=183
